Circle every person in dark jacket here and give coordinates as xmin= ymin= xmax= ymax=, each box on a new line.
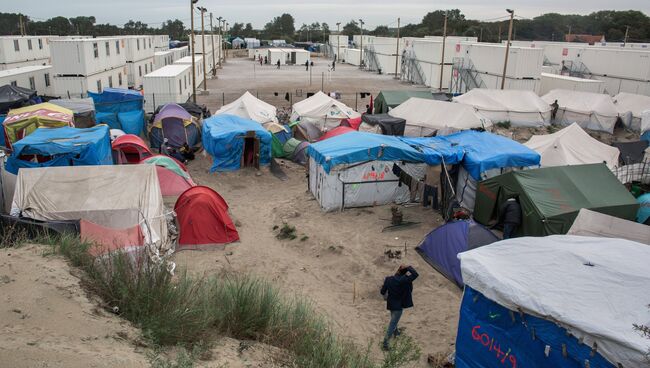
xmin=551 ymin=99 xmax=559 ymax=120
xmin=500 ymin=196 xmax=522 ymax=239
xmin=380 ymin=265 xmax=418 ymax=350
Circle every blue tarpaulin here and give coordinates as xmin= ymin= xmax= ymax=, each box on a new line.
xmin=89 ymin=88 xmax=144 ymax=135
xmin=6 ymin=125 xmax=112 ymax=174
xmin=442 ymin=130 xmax=541 ymax=180
xmin=0 ymin=115 xmax=5 ymax=147
xmin=202 ymin=114 xmax=272 ymax=172
xmin=307 ymin=132 xmax=464 ymax=173
xmin=455 ymin=287 xmax=615 ymax=368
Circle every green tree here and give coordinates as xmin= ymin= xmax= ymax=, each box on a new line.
xmin=230 ymin=22 xmax=244 ymax=36
xmin=372 ymin=25 xmax=391 ymax=36
xmin=342 ymin=20 xmax=360 ymax=37
xmin=161 ymin=19 xmax=186 ymax=40
xmin=69 ymin=16 xmax=96 ymax=35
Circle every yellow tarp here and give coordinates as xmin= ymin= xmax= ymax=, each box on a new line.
xmin=4 ymin=102 xmax=74 ymax=146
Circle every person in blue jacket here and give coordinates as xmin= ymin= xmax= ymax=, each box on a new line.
xmin=380 ymin=264 xmax=418 ymax=350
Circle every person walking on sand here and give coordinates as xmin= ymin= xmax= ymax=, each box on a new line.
xmin=331 ymin=60 xmax=336 ymax=71
xmin=305 ymin=60 xmax=309 ymax=71
xmin=277 ymin=59 xmax=281 ymax=69
xmin=380 ymin=264 xmax=418 ymax=350
xmin=500 ymin=196 xmax=522 ymax=239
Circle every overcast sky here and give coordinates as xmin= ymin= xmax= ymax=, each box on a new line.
xmin=6 ymin=0 xmax=650 ymax=30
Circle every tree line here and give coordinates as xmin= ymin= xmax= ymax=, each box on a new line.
xmin=1 ymin=9 xmax=649 ymax=44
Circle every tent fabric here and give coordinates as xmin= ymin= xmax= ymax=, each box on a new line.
xmin=613 ymin=92 xmax=650 ymax=131
xmin=6 ymin=125 xmax=112 ymax=175
xmin=291 ymin=141 xmax=310 ymax=165
xmin=174 ymin=186 xmax=239 ymax=248
xmin=112 ymin=134 xmax=153 ymax=164
xmin=416 ymin=220 xmax=498 ymax=288
xmin=50 ymin=98 xmax=96 ymax=128
xmin=643 ymin=110 xmax=650 ymax=137
xmin=3 ymin=103 xmax=75 ymax=148
xmin=96 ymin=111 xmax=120 ymax=129
xmin=178 ymin=102 xmax=211 ymax=119
xmin=458 ymin=235 xmax=650 ymax=368
xmin=453 ymin=89 xmax=551 ymax=127
xmin=215 ymin=91 xmax=278 ymax=127
xmin=202 ymin=114 xmax=272 ymax=172
xmin=152 ymin=103 xmax=193 ymax=127
xmin=443 ymin=130 xmax=541 ymax=181
xmin=90 ymin=88 xmax=145 ymax=135
xmin=567 ymin=208 xmax=650 ymax=244
xmin=140 ymin=155 xmax=195 ymax=197
xmin=373 ymin=90 xmax=434 ymax=114
xmin=524 ymin=123 xmax=620 ymax=169
xmin=293 ymin=120 xmax=322 ymax=142
xmin=140 ymin=155 xmax=191 ymax=180
xmin=473 ymin=164 xmax=639 ymax=236
xmin=637 ymin=193 xmax=650 ymax=224
xmin=339 ymin=116 xmax=362 ymax=130
xmin=318 ymin=126 xmax=356 ymax=141
xmin=149 ymin=103 xmax=201 ymax=150
xmin=81 ymin=220 xmax=144 ymax=257
xmin=117 ymin=110 xmax=145 ymax=135
xmin=388 ymin=98 xmax=491 ymax=136
xmin=290 ymin=91 xmax=361 ymax=129
xmin=359 ymin=114 xmax=406 ymax=136
xmin=11 ymin=165 xmax=168 ymax=252
xmin=541 ymin=89 xmax=619 ymax=133
xmin=0 ymin=85 xmax=38 ymax=114
xmin=611 ymin=140 xmax=649 ymax=165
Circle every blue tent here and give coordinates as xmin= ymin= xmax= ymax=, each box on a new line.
xmin=637 ymin=193 xmax=650 ymax=224
xmin=307 ymin=132 xmax=465 ymax=173
xmin=6 ymin=125 xmax=112 ymax=174
xmin=202 ymin=114 xmax=272 ymax=172
xmin=416 ymin=220 xmax=498 ymax=288
xmin=442 ymin=130 xmax=541 ymax=180
xmin=89 ymin=88 xmax=145 ymax=136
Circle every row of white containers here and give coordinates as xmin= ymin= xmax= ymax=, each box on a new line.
xmin=142 ymin=64 xmax=193 ymax=112
xmin=0 ymin=65 xmax=53 ymax=95
xmin=153 ymin=35 xmax=170 ymax=51
xmin=53 ymin=66 xmax=128 ymax=98
xmin=0 ymin=36 xmax=55 ymax=69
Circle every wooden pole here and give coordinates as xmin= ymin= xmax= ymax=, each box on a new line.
xmin=439 ymin=13 xmax=448 ymax=91
xmin=210 ymin=13 xmax=216 ymax=76
xmin=501 ymin=10 xmax=515 ymax=90
xmin=200 ymin=8 xmax=207 ymax=92
xmin=190 ymin=0 xmax=196 ymax=103
xmin=394 ymin=17 xmax=400 ymax=78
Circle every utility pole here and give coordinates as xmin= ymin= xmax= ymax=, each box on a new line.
xmin=501 ymin=9 xmax=514 ymax=90
xmin=567 ymin=25 xmax=572 ymax=41
xmin=359 ymin=19 xmax=365 ymax=68
xmin=336 ymin=22 xmax=341 ymax=62
xmin=479 ymin=27 xmax=483 ymax=42
xmin=439 ymin=13 xmax=448 ymax=91
xmin=19 ymin=15 xmax=24 ymax=36
xmin=210 ymin=13 xmax=216 ymax=76
xmin=498 ymin=23 xmax=502 ymax=43
xmin=624 ymin=25 xmax=630 ymax=45
xmin=217 ymin=17 xmax=223 ymax=67
xmin=198 ymin=7 xmax=208 ymax=92
xmin=394 ymin=17 xmax=400 ymax=78
xmin=190 ymin=0 xmax=198 ymax=103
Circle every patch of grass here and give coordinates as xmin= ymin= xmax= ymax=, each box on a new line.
xmin=148 ymin=344 xmax=207 ymax=368
xmin=495 ymin=121 xmax=511 ymax=129
xmin=276 ymin=223 xmax=297 ymax=240
xmin=381 ymin=334 xmax=422 ymax=368
xmin=300 ymin=235 xmax=309 ymax=242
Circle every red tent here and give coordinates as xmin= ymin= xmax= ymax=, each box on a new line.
xmin=340 ymin=116 xmax=362 ymax=130
xmin=139 ymin=155 xmax=196 ymax=197
xmin=112 ymin=134 xmax=153 ymax=164
xmin=80 ymin=220 xmax=144 ymax=257
xmin=318 ymin=126 xmax=356 ymax=141
xmin=174 ymin=186 xmax=239 ymax=249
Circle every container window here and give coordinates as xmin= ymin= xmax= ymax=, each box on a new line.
xmin=139 ymin=65 xmax=142 ymax=77
xmin=10 ymin=81 xmax=17 ymax=87
xmin=38 ymin=38 xmax=43 ymax=49
xmin=137 ymin=39 xmax=140 ymax=50
xmin=97 ymin=80 xmax=102 ymax=93
xmin=108 ymin=76 xmax=113 ymax=88
xmin=150 ymin=62 xmax=153 ymax=71
xmin=93 ymin=42 xmax=99 ymax=58
xmin=29 ymin=77 xmax=35 ymax=90
xmin=184 ymin=75 xmax=187 ymax=89
xmin=105 ymin=42 xmax=110 ymax=56
xmin=118 ymin=73 xmax=122 ymax=85
xmin=179 ymin=80 xmax=182 ymax=94
xmin=28 ymin=39 xmax=32 ymax=50
xmin=44 ymin=73 xmax=50 ymax=87
xmin=13 ymin=40 xmax=19 ymax=51
xmin=148 ymin=38 xmax=151 ymax=48
xmin=145 ymin=63 xmax=148 ymax=74
xmin=116 ymin=40 xmax=120 ymax=54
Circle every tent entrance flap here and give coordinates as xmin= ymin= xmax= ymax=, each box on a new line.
xmin=241 ymin=131 xmax=260 ymax=169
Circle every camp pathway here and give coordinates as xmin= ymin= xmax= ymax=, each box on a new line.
xmin=173 ymin=154 xmax=462 ymax=364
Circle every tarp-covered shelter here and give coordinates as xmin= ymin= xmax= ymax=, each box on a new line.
xmin=416 ymin=220 xmax=498 ymax=288
xmin=6 ymin=125 xmax=112 ymax=175
xmin=89 ymin=88 xmax=145 ymax=136
xmin=202 ymin=114 xmax=272 ymax=172
xmin=283 ymin=138 xmax=309 ymax=165
xmin=49 ymin=98 xmax=96 ymax=128
xmin=292 ymin=120 xmax=322 ymax=142
xmin=215 ymin=91 xmax=278 ymax=128
xmin=611 ymin=140 xmax=649 ymax=165
xmin=149 ymin=103 xmax=200 ymax=150
xmin=174 ymin=186 xmax=239 ymax=249
xmin=373 ymin=90 xmax=434 ymax=114
xmin=613 ymin=92 xmax=650 ymax=132
xmin=3 ymin=102 xmax=74 ymax=149
xmin=453 ymin=89 xmax=551 ymax=127
xmin=473 ymin=164 xmax=639 ymax=236
xmin=290 ymin=91 xmax=361 ymax=130
xmin=456 ymin=235 xmax=650 ymax=368
xmin=389 ymin=98 xmax=491 ymax=136
xmin=525 ymin=123 xmax=620 ymax=169
xmin=179 ymin=102 xmax=211 ymax=119
xmin=567 ymin=208 xmax=650 ymax=245
xmin=0 ymin=85 xmax=38 ymax=114
xmin=318 ymin=126 xmax=355 ymax=141
xmin=541 ymin=89 xmax=619 ymax=133
xmin=359 ymin=114 xmax=406 ymax=136
xmin=112 ymin=134 xmax=153 ymax=164
xmin=11 ymin=165 xmax=169 ymax=253
xmin=140 ymin=155 xmax=196 ymax=197
xmin=307 ymin=132 xmax=465 ymax=211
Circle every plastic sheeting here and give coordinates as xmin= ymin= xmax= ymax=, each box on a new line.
xmin=359 ymin=114 xmax=406 ymax=136
xmin=373 ymin=90 xmax=434 ymax=114
xmin=290 ymin=91 xmax=361 ymax=130
xmin=49 ymin=98 xmax=96 ymax=128
xmin=6 ymin=125 xmax=112 ymax=175
xmin=453 ymin=89 xmax=551 ymax=127
xmin=525 ymin=123 xmax=620 ymax=169
xmin=613 ymin=92 xmax=650 ymax=132
xmin=567 ymin=208 xmax=650 ymax=244
xmin=202 ymin=114 xmax=272 ymax=172
xmin=0 ymin=85 xmax=38 ymax=114
xmin=541 ymin=89 xmax=619 ymax=133
xmin=89 ymin=88 xmax=145 ymax=136
xmin=215 ymin=91 xmax=278 ymax=126
xmin=459 ymin=235 xmax=650 ymax=368
xmin=3 ymin=103 xmax=74 ymax=148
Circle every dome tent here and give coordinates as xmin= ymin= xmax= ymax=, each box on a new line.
xmin=149 ymin=103 xmax=201 ymax=151
xmin=139 ymin=155 xmax=196 ymax=197
xmin=112 ymin=134 xmax=153 ymax=164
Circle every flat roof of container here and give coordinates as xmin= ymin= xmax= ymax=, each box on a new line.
xmin=541 ymin=72 xmax=604 ymax=83
xmin=144 ymin=64 xmax=190 ymax=77
xmin=0 ymin=65 xmax=52 ymax=78
xmin=174 ymin=56 xmax=202 ymax=63
xmin=50 ymin=37 xmax=123 ymax=43
xmin=0 ymin=35 xmax=57 ymax=39
xmin=154 ymin=50 xmax=174 ymax=56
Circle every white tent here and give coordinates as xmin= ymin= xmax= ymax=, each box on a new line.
xmin=215 ymin=91 xmax=279 ymax=129
xmin=568 ymin=209 xmax=650 ymax=245
xmin=541 ymin=89 xmax=619 ymax=133
xmin=524 ymin=123 xmax=620 ymax=169
xmin=290 ymin=91 xmax=361 ymax=130
xmin=459 ymin=235 xmax=650 ymax=368
xmin=613 ymin=92 xmax=650 ymax=132
xmin=11 ymin=165 xmax=169 ymax=256
xmin=452 ymin=89 xmax=551 ymax=127
xmin=643 ymin=110 xmax=650 ymax=136
xmin=388 ymin=98 xmax=492 ymax=136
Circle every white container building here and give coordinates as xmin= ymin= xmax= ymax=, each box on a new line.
xmin=153 ymin=35 xmax=170 ymax=51
xmin=174 ymin=56 xmax=205 ymax=86
xmin=171 ymin=46 xmax=189 ymax=61
xmin=352 ymin=35 xmax=373 ymax=48
xmin=123 ymin=36 xmax=155 ymax=63
xmin=267 ymin=49 xmax=309 ymax=65
xmin=154 ymin=50 xmax=174 ymax=68
xmin=53 ymin=65 xmax=128 ymax=98
xmin=0 ymin=36 xmax=55 ymax=70
xmin=344 ymin=48 xmax=363 ymax=66
xmin=462 ymin=43 xmax=544 ymax=78
xmin=127 ymin=58 xmax=154 ymax=89
xmin=540 ymin=73 xmax=605 ymax=95
xmin=142 ymin=64 xmax=192 ymax=112
xmin=244 ymin=38 xmax=261 ymax=49
xmin=0 ymin=65 xmax=53 ymax=95
xmin=50 ymin=37 xmax=126 ymax=77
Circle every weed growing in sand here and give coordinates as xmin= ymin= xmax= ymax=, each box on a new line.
xmin=381 ymin=334 xmax=422 ymax=368
xmin=495 ymin=121 xmax=512 ymax=129
xmin=276 ymin=223 xmax=297 ymax=240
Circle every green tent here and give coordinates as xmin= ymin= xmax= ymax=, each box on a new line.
xmin=271 ymin=134 xmax=286 ymax=158
xmin=373 ymin=90 xmax=434 ymax=114
xmin=473 ymin=164 xmax=639 ymax=236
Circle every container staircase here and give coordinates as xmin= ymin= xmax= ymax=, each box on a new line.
xmin=400 ymin=49 xmax=427 ymax=86
xmin=450 ymin=57 xmax=487 ymax=94
xmin=563 ymin=60 xmax=593 ymax=79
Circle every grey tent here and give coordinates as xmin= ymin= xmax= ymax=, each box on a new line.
xmin=611 ymin=141 xmax=649 ymax=165
xmin=359 ymin=114 xmax=406 ymax=136
xmin=0 ymin=85 xmax=37 ymax=114
xmin=50 ymin=98 xmax=96 ymax=128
